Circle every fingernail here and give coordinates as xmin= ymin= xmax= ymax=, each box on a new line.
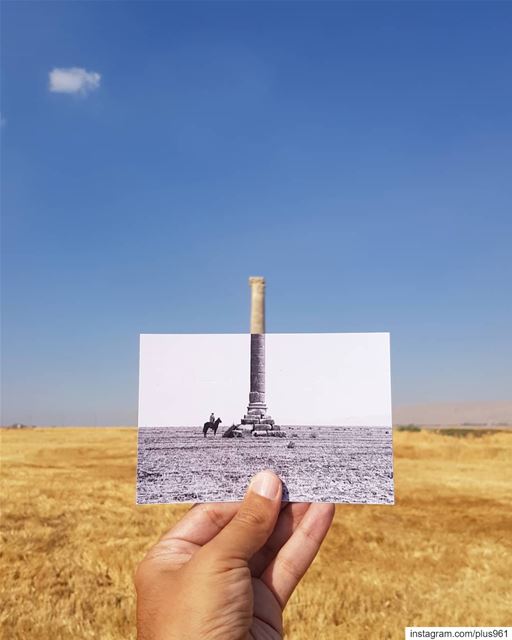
xmin=250 ymin=471 xmax=281 ymax=500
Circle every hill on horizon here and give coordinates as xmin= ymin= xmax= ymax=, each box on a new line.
xmin=393 ymin=401 xmax=512 ymax=426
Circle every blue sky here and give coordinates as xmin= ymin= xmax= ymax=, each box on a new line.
xmin=1 ymin=1 xmax=511 ymax=425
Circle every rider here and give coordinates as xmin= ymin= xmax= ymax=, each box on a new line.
xmin=209 ymin=412 xmax=215 ymax=425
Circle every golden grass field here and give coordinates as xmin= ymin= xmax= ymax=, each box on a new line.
xmin=1 ymin=427 xmax=511 ymax=639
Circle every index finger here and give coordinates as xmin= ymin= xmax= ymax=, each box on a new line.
xmin=160 ymin=502 xmax=240 ymax=547
xmin=141 ymin=503 xmax=242 ymax=572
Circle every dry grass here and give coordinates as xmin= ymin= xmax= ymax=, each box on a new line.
xmin=1 ymin=427 xmax=511 ymax=639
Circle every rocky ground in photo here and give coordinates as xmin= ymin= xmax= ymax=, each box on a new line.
xmin=137 ymin=425 xmax=394 ymax=503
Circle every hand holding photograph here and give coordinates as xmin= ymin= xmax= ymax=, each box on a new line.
xmin=137 ymin=277 xmax=394 ymax=504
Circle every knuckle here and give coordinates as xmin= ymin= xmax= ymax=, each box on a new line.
xmin=300 ymin=523 xmax=320 ymax=544
xmin=235 ymin=505 xmax=268 ymax=529
xmin=201 ymin=504 xmax=228 ymax=531
xmin=277 ymin=554 xmax=304 ymax=581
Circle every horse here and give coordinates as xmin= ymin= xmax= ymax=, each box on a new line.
xmin=203 ymin=417 xmax=222 ymax=437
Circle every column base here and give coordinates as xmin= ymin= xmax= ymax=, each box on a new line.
xmin=222 ymin=423 xmax=286 ymax=438
xmin=241 ymin=415 xmax=276 ymax=427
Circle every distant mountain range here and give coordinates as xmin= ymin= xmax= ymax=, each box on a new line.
xmin=393 ymin=401 xmax=512 ymax=426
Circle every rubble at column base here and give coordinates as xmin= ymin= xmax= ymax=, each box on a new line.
xmin=222 ymin=424 xmax=286 ymax=438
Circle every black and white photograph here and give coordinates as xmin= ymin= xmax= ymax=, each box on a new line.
xmin=137 ymin=279 xmax=394 ymax=504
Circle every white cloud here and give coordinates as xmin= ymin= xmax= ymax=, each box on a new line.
xmin=49 ymin=67 xmax=101 ymax=95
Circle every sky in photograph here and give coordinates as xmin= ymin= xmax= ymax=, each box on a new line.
xmin=1 ymin=1 xmax=511 ymax=425
xmin=139 ymin=333 xmax=391 ymax=427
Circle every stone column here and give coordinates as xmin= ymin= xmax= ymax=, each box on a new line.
xmin=242 ymin=277 xmax=275 ymax=428
xmin=247 ymin=333 xmax=266 ymax=415
xmin=249 ymin=276 xmax=265 ymax=333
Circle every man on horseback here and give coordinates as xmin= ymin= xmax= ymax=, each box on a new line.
xmin=203 ymin=415 xmax=222 ymax=437
xmin=209 ymin=412 xmax=215 ymax=425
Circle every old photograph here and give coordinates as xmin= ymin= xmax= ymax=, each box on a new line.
xmin=137 ymin=282 xmax=393 ymax=504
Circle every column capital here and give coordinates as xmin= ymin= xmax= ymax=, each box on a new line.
xmin=249 ymin=276 xmax=265 ymax=288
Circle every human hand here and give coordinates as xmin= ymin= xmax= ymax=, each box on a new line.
xmin=135 ymin=470 xmax=334 ymax=640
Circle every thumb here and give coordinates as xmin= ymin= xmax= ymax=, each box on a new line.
xmin=206 ymin=470 xmax=282 ymax=563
